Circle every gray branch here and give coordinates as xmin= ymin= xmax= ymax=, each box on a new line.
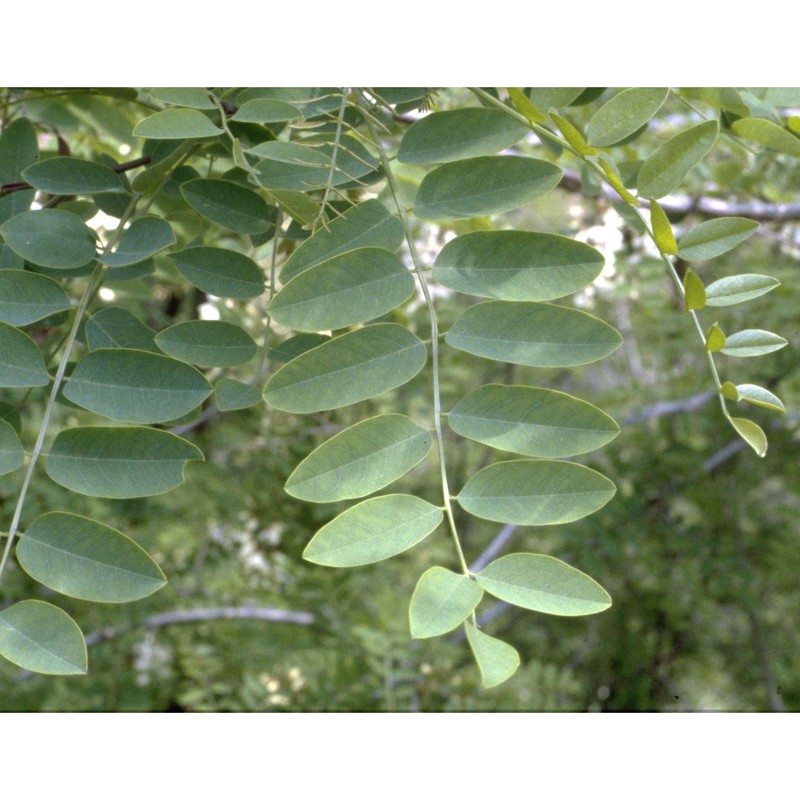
xmin=624 ymin=390 xmax=716 ymax=425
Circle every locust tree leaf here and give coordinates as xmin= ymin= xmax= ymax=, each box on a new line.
xmin=650 ymin=198 xmax=677 ymax=255
xmin=409 ymin=567 xmax=483 ymax=638
xmin=677 ymin=217 xmax=759 ymax=261
xmin=733 ymin=384 xmax=785 ymax=413
xmin=168 ymin=246 xmax=264 ymax=298
xmin=0 ymin=118 xmax=38 ymax=183
xmin=704 ymin=274 xmax=780 ymax=306
xmin=285 ymin=414 xmax=432 ymax=502
xmin=17 ymin=512 xmax=166 ymax=602
xmin=720 ymin=329 xmax=787 ymax=357
xmin=0 ymin=270 xmax=71 ymax=326
xmin=100 ymin=216 xmax=176 ymax=267
xmin=22 ymin=157 xmax=126 ymax=195
xmin=0 ymin=418 xmax=24 ymax=476
xmin=150 ymin=88 xmax=215 ymax=109
xmin=728 ymin=416 xmax=767 ymax=457
xmin=155 ymin=321 xmax=258 ymax=367
xmin=45 ymin=426 xmax=204 ymax=498
xmin=457 ymin=460 xmax=616 ymax=525
xmin=0 ymin=600 xmax=87 ymax=675
xmin=86 ymin=308 xmax=159 ymax=352
xmin=180 ymin=179 xmax=273 ymax=234
xmin=465 ymin=622 xmax=520 ymax=688
xmin=683 ymin=269 xmax=706 ymax=311
xmin=214 ymin=378 xmax=262 ymax=411
xmin=302 ymin=494 xmax=443 ymax=567
xmin=0 ymin=209 xmax=96 ymax=270
xmin=0 ymin=322 xmax=49 ymax=387
xmin=731 ymin=118 xmax=800 ymax=157
xmin=476 ymin=553 xmax=612 ymax=616
xmin=231 ymin=98 xmax=301 ymax=123
xmin=587 ymin=88 xmax=669 ymax=147
xmin=133 ymin=108 xmax=223 ymax=139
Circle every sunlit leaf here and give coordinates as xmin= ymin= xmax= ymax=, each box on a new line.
xmin=22 ymin=157 xmax=126 ymax=195
xmin=447 ymin=384 xmax=619 ymax=458
xmin=683 ymin=269 xmax=706 ymax=311
xmin=649 ymin=198 xmax=677 ymax=255
xmin=720 ymin=329 xmax=788 ymax=357
xmin=0 ymin=322 xmax=49 ymax=387
xmin=731 ymin=117 xmax=800 ymax=158
xmin=150 ymin=87 xmax=215 ymax=109
xmin=0 ymin=209 xmax=96 ymax=270
xmin=285 ymin=414 xmax=432 ymax=502
xmin=409 ymin=567 xmax=483 ymax=638
xmin=457 ymin=459 xmax=616 ymax=525
xmin=133 ymin=108 xmax=222 ymax=139
xmin=17 ymin=512 xmax=166 ymax=602
xmin=733 ymin=383 xmax=785 ymax=413
xmin=728 ymin=416 xmax=767 ymax=457
xmin=0 ymin=270 xmax=71 ymax=326
xmin=0 ymin=600 xmax=86 ymax=675
xmin=415 ymin=156 xmax=562 ymax=219
xmin=263 ymin=324 xmax=427 ymax=413
xmin=45 ymin=426 xmax=204 ymax=498
xmin=302 ymin=494 xmax=443 ymax=567
xmin=446 ymin=301 xmax=622 ymax=367
xmin=465 ymin=622 xmax=520 ymax=688
xmin=432 ymin=231 xmax=604 ymax=302
xmin=231 ymin=98 xmax=301 ymax=123
xmin=527 ymin=88 xmax=584 ymax=109
xmin=705 ymin=323 xmax=726 ymax=352
xmin=169 ymin=246 xmax=264 ymax=298
xmin=677 ymin=217 xmax=759 ymax=261
xmin=705 ymin=274 xmax=780 ymax=306
xmin=100 ymin=216 xmax=176 ymax=267
xmin=155 ymin=321 xmax=258 ymax=367
xmin=476 ymin=553 xmax=612 ymax=616
xmin=587 ymin=88 xmax=669 ymax=147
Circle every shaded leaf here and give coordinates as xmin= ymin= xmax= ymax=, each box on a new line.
xmin=705 ymin=273 xmax=780 ymax=306
xmin=155 ymin=321 xmax=258 ymax=367
xmin=432 ymin=231 xmax=604 ymax=302
xmin=447 ymin=384 xmax=619 ymax=458
xmin=476 ymin=553 xmax=612 ymax=616
xmin=86 ymin=308 xmax=158 ymax=352
xmin=169 ymin=246 xmax=264 ymax=299
xmin=415 ymin=156 xmax=562 ymax=219
xmin=638 ymin=120 xmax=718 ymax=198
xmin=527 ymin=88 xmax=584 ymax=109
xmin=64 ymin=348 xmax=212 ymax=423
xmin=731 ymin=117 xmax=800 ymax=157
xmin=133 ymin=108 xmax=222 ymax=139
xmin=231 ymin=98 xmax=301 ymax=123
xmin=263 ymin=324 xmax=426 ymax=413
xmin=150 ymin=87 xmax=215 ymax=109
xmin=457 ymin=460 xmax=616 ymax=525
xmin=0 ymin=600 xmax=87 ymax=675
xmin=17 ymin=512 xmax=166 ymax=602
xmin=268 ymin=333 xmax=330 ymax=364
xmin=22 ymin=157 xmax=126 ymax=195
xmin=587 ymin=88 xmax=669 ymax=147
xmin=302 ymin=494 xmax=443 ymax=567
xmin=0 ymin=270 xmax=71 ymax=326
xmin=281 ymin=199 xmax=404 ymax=283
xmin=45 ymin=425 xmax=203 ymax=498
xmin=0 ymin=418 xmax=24 ymax=476
xmin=285 ymin=414 xmax=432 ymax=502
xmin=269 ymin=247 xmax=414 ymax=331
xmin=0 ymin=209 xmax=96 ymax=270
xmin=729 ymin=416 xmax=767 ymax=457
xmin=720 ymin=329 xmax=788 ymax=357
xmin=0 ymin=322 xmax=49 ymax=387
xmin=180 ymin=179 xmax=273 ymax=234
xmin=214 ymin=378 xmax=262 ymax=411
xmin=445 ymin=301 xmax=622 ymax=367
xmin=100 ymin=216 xmax=176 ymax=267
xmin=677 ymin=217 xmax=759 ymax=262
xmin=397 ymin=108 xmax=529 ymax=164
xmin=409 ymin=567 xmax=483 ymax=638
xmin=465 ymin=622 xmax=520 ymax=688
xmin=0 ymin=118 xmax=38 ymax=183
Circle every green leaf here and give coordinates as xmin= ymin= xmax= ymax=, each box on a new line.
xmin=150 ymin=87 xmax=215 ymax=109
xmin=447 ymin=384 xmax=619 ymax=458
xmin=263 ymin=189 xmax=321 ymax=228
xmin=302 ymin=494 xmax=443 ymax=567
xmin=133 ymin=108 xmax=223 ymax=139
xmin=676 ymin=217 xmax=759 ymax=262
xmin=637 ymin=119 xmax=719 ymax=198
xmin=445 ymin=301 xmax=622 ymax=367
xmin=705 ymin=323 xmax=726 ymax=352
xmin=17 ymin=512 xmax=166 ymax=603
xmin=587 ymin=88 xmax=669 ymax=147
xmin=731 ymin=117 xmax=800 ymax=157
xmin=269 ymin=247 xmax=415 ymax=332
xmin=649 ymin=198 xmax=677 ymax=255
xmin=0 ymin=118 xmax=38 ymax=183
xmin=550 ymin=112 xmax=597 ymax=156
xmin=63 ymin=348 xmax=213 ymax=423
xmin=457 ymin=460 xmax=616 ymax=526
xmin=281 ymin=199 xmax=404 ymax=283
xmin=269 ymin=333 xmax=330 ymax=364
xmin=0 ymin=418 xmax=24 ymax=476
xmin=0 ymin=600 xmax=87 ymax=675
xmin=733 ymin=383 xmax=785 ymax=413
xmin=409 ymin=567 xmax=483 ymax=638
xmin=180 ymin=179 xmax=273 ymax=234
xmin=155 ymin=321 xmax=258 ymax=367
xmin=415 ymin=156 xmax=562 ymax=219
xmin=263 ymin=324 xmax=427 ymax=413
xmin=465 ymin=622 xmax=520 ymax=688
xmin=0 ymin=322 xmax=49 ymax=387
xmin=720 ymin=329 xmax=788 ymax=357
xmin=214 ymin=378 xmax=262 ymax=411
xmin=728 ymin=416 xmax=767 ymax=457
xmin=168 ymin=246 xmax=264 ymax=299
xmin=22 ymin=157 xmax=126 ymax=195
xmin=527 ymin=88 xmax=584 ymax=109
xmin=0 ymin=270 xmax=71 ymax=325
xmin=285 ymin=413 xmax=432 ymax=502
xmin=100 ymin=216 xmax=176 ymax=267
xmin=704 ymin=273 xmax=780 ymax=306
xmin=131 ymin=141 xmax=195 ymax=194
xmin=432 ymin=231 xmax=604 ymax=302
xmin=476 ymin=553 xmax=612 ymax=616
xmin=231 ymin=98 xmax=301 ymax=123
xmin=45 ymin=425 xmax=204 ymax=498
xmin=397 ymin=108 xmax=529 ymax=164
xmin=86 ymin=308 xmax=158 ymax=352
xmin=0 ymin=209 xmax=96 ymax=270
xmin=507 ymin=87 xmax=547 ymax=124
xmin=683 ymin=269 xmax=706 ymax=311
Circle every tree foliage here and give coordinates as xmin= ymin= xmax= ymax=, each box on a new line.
xmin=0 ymin=87 xmax=796 ymax=707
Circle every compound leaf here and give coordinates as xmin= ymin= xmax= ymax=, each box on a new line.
xmin=409 ymin=567 xmax=483 ymax=638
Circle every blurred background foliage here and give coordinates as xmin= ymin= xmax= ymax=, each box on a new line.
xmin=0 ymin=87 xmax=797 ymax=711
